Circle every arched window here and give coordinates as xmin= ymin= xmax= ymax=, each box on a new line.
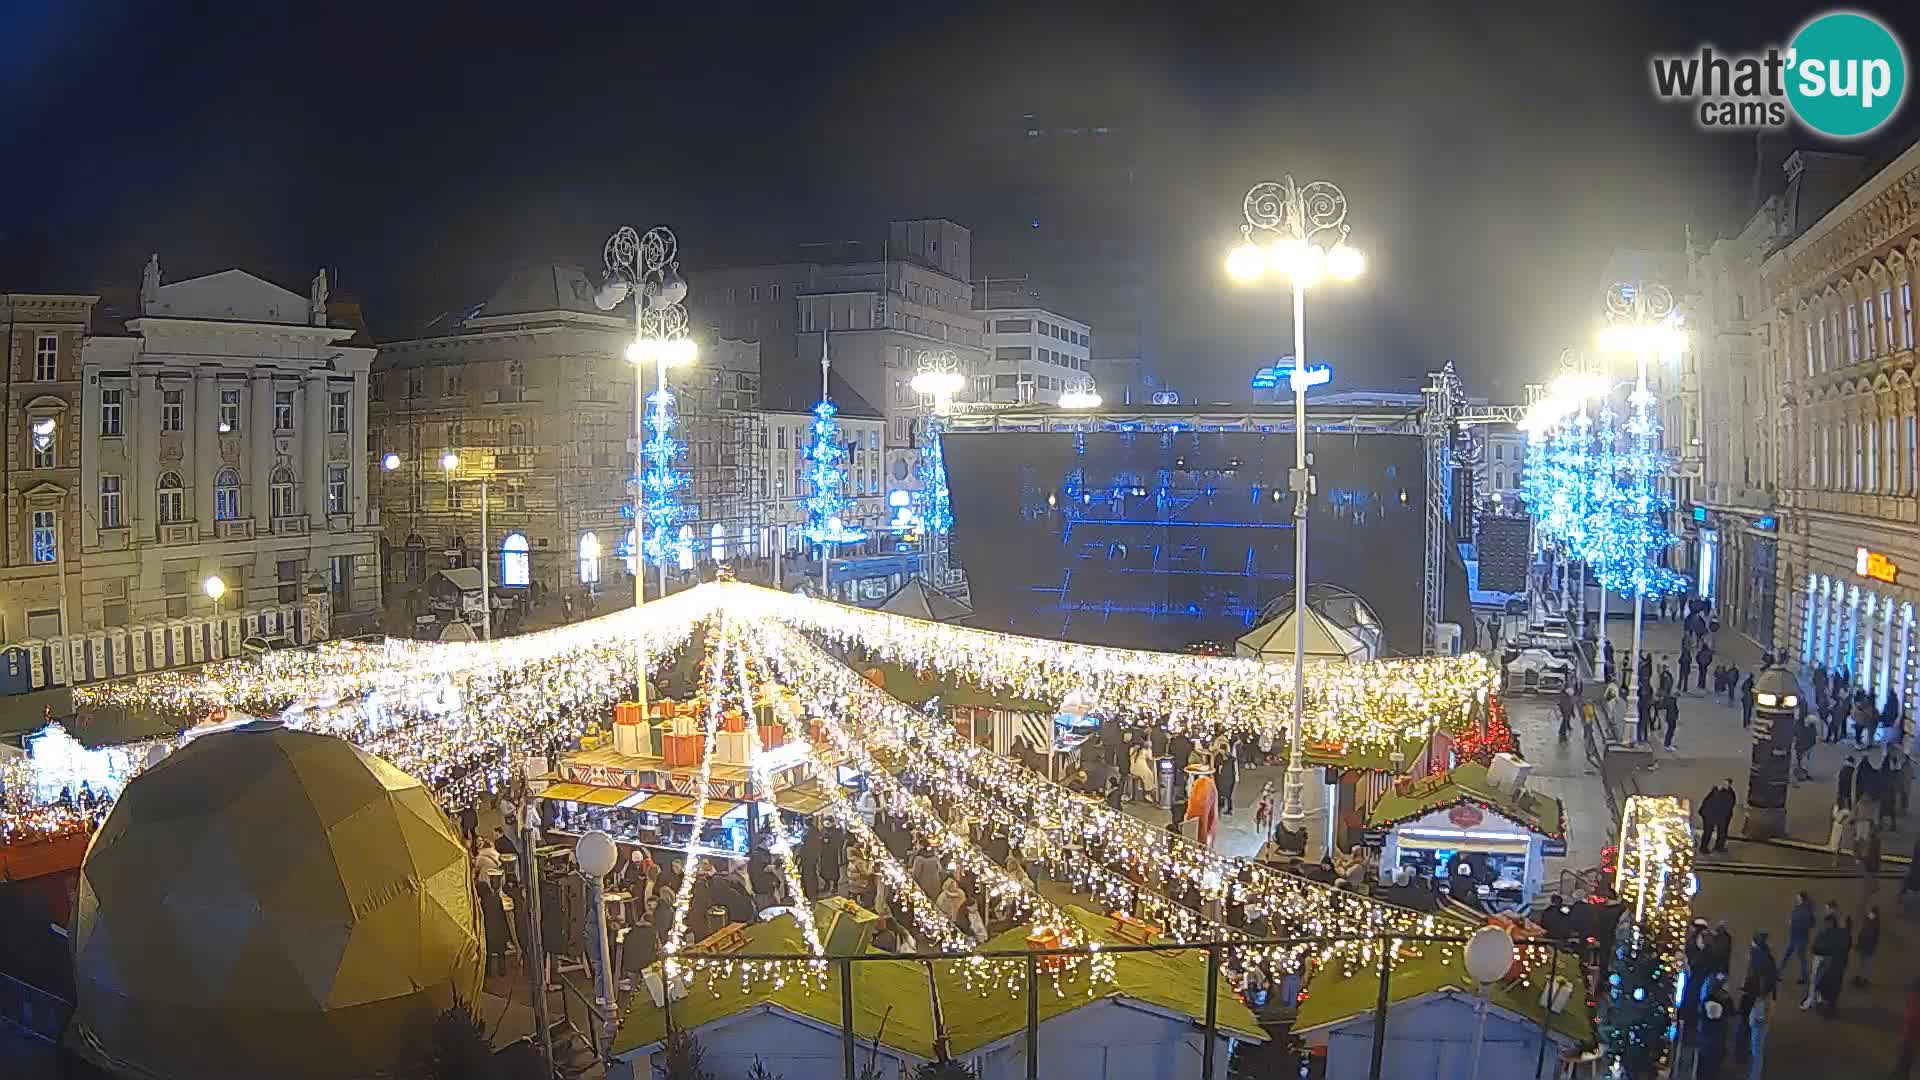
xmin=501 ymin=532 xmax=530 ymax=587
xmin=214 ymin=468 xmax=241 ymax=521
xmin=270 ymin=466 xmax=297 ymax=519
xmin=157 ymin=471 xmax=185 ymax=524
xmin=579 ymin=532 xmax=601 ymax=584
xmin=677 ymin=524 xmax=694 ymax=571
xmin=711 ymin=522 xmax=727 ymax=562
xmin=507 ymin=421 xmax=527 ymax=445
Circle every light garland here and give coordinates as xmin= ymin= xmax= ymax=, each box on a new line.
xmin=915 ymin=414 xmax=953 ymax=535
xmin=736 ymin=631 xmax=829 ymax=985
xmin=641 ymin=387 xmax=691 ymax=566
xmin=663 ymin=621 xmax=733 ymax=969
xmin=801 ymin=398 xmax=867 ymax=547
xmin=1602 ymin=795 xmax=1694 ymax=1077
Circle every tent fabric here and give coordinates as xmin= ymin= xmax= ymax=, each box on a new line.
xmin=1235 ymin=607 xmax=1369 ymax=664
xmin=435 ymin=567 xmax=484 ymax=592
xmin=1293 ymin=945 xmax=1593 ymax=1047
xmin=71 ymin=722 xmax=483 ymax=1080
xmin=876 ymin=577 xmax=975 ymax=623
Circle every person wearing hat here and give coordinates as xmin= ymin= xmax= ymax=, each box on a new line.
xmin=1184 ymin=763 xmax=1219 ymax=848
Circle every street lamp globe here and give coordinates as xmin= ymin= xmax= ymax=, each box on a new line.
xmin=1226 ymin=242 xmax=1265 ymax=283
xmin=665 ymin=338 xmax=698 ymax=368
xmin=440 ymin=451 xmax=460 ymax=473
xmin=625 ymin=340 xmax=656 ymax=365
xmin=1325 ymin=242 xmax=1366 ymax=281
xmin=202 ymin=575 xmax=227 ymax=602
xmin=381 ymin=452 xmax=401 ymax=472
xmin=1464 ymin=926 xmax=1516 ymax=983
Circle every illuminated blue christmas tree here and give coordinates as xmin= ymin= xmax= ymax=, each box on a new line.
xmin=916 ymin=418 xmax=953 ymax=535
xmin=1578 ymin=395 xmax=1687 ymax=599
xmin=802 ymin=398 xmax=867 ymax=546
xmin=641 ymin=387 xmax=691 ymax=565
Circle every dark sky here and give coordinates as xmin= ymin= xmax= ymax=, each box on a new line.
xmin=3 ymin=0 xmax=1915 ymax=401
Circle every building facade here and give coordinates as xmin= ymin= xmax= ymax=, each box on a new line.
xmin=1769 ymin=141 xmax=1920 ymax=729
xmin=1684 ymin=196 xmax=1790 ymax=649
xmin=371 ymin=263 xmax=772 ymax=615
xmin=1475 ymin=429 xmax=1526 ymax=507
xmin=978 ymin=306 xmax=1092 ymax=404
xmin=2 ymin=292 xmax=99 ymax=658
xmin=40 ymin=262 xmax=382 ymax=685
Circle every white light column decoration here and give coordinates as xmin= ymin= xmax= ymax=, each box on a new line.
xmin=598 ymin=224 xmax=696 ymax=699
xmin=911 ymin=350 xmax=965 ymax=590
xmin=1597 ymin=282 xmax=1688 ymax=719
xmin=1228 ymin=177 xmax=1365 ymax=838
xmin=442 ymin=452 xmax=490 ymax=641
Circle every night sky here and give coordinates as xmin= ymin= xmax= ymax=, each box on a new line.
xmin=3 ymin=1 xmax=1916 ymax=401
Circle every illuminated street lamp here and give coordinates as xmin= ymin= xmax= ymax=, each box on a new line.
xmin=381 ymin=452 xmax=401 ymax=472
xmin=1227 ymin=176 xmax=1365 ymax=848
xmin=1058 ymin=379 xmax=1102 ymax=410
xmin=1596 ymin=281 xmax=1689 ymax=732
xmin=599 ymin=225 xmax=696 ymax=610
xmin=441 ymin=452 xmax=491 ymax=641
xmin=203 ymin=575 xmax=227 ymax=617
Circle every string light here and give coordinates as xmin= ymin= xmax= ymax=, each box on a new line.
xmin=916 ymin=414 xmax=953 ymax=535
xmin=1601 ymin=795 xmax=1694 ymax=1077
xmin=642 ymin=386 xmax=692 ymax=565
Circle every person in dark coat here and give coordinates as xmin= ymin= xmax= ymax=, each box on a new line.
xmin=1838 ymin=755 xmax=1859 ymax=812
xmin=1663 ymin=691 xmax=1682 ymax=750
xmin=1215 ymin=748 xmax=1239 ymax=815
xmin=1680 ymin=647 xmax=1695 ymax=694
xmin=1814 ymin=917 xmax=1852 ymax=1017
xmin=1724 ymin=663 xmax=1740 ymax=706
xmin=1168 ymin=733 xmax=1194 ymax=800
xmin=1854 ymin=906 xmax=1881 ymax=988
xmin=1638 ymin=651 xmax=1654 ymax=690
xmin=1695 ymin=643 xmax=1713 ymax=692
xmin=1698 ymin=781 xmax=1736 ymax=853
xmin=1556 ymin=686 xmax=1577 ymax=740
xmin=1695 ymin=978 xmax=1734 ymax=1079
xmin=477 ymin=877 xmax=510 ymax=977
xmin=1740 ymin=673 xmax=1756 ymax=727
xmin=1659 ymin=664 xmax=1676 ymax=700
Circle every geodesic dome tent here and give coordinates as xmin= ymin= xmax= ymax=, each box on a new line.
xmin=70 ymin=720 xmax=483 ymax=1080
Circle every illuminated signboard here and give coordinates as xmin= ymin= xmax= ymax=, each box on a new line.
xmin=1857 ymin=546 xmax=1899 ymax=584
xmin=1692 ymin=505 xmax=1708 ymax=523
xmin=1251 ymin=367 xmax=1279 ymax=389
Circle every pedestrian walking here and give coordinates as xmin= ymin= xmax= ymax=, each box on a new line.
xmin=1637 ymin=690 xmax=1654 ymax=744
xmin=1802 ymin=914 xmax=1845 ymax=1010
xmin=1745 ymin=986 xmax=1771 ymax=1080
xmin=1727 ymin=663 xmax=1742 ymax=707
xmin=1660 ymin=663 xmax=1676 ymax=700
xmin=1856 ymin=694 xmax=1878 ymax=750
xmin=1697 ymin=642 xmax=1714 ymax=691
xmin=1840 ymin=755 xmax=1860 ymax=812
xmin=1215 ymin=746 xmax=1238 ymax=815
xmin=1741 ymin=672 xmax=1756 ymax=727
xmin=1557 ymin=685 xmax=1577 ymax=740
xmin=1781 ymin=892 xmax=1815 ymax=985
xmin=1639 ymin=651 xmax=1654 ymax=690
xmin=1699 ymin=780 xmax=1736 ymax=854
xmin=1680 ymin=648 xmax=1695 ymax=694
xmin=1664 ymin=691 xmax=1681 ymax=750
xmin=1855 ymin=907 xmax=1881 ymax=988
xmin=1862 ymin=826 xmax=1884 ymax=906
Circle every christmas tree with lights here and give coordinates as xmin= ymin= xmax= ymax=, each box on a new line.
xmin=802 ymin=398 xmax=866 ymax=547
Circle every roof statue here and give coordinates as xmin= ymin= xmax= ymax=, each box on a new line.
xmin=140 ymin=253 xmax=162 ymax=313
xmin=69 ymin=721 xmax=482 ymax=1080
xmin=309 ymin=267 xmax=329 ymax=326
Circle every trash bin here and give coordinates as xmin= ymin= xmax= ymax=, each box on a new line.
xmin=1155 ymin=756 xmax=1176 ymax=809
xmin=0 ymin=647 xmax=31 ymax=695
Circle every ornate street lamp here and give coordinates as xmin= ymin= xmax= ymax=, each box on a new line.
xmin=1226 ymin=177 xmax=1365 ymax=845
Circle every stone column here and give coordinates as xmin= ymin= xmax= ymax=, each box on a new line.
xmin=304 ymin=371 xmax=327 ymax=527
xmin=251 ymin=372 xmax=274 ymax=529
xmin=195 ymin=371 xmax=218 ymax=533
xmin=349 ymin=371 xmax=369 ymax=525
xmin=135 ymin=371 xmax=162 ymax=537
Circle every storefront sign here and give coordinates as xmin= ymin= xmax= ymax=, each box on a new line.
xmin=1542 ymin=837 xmax=1568 ymax=857
xmin=1448 ymin=803 xmax=1485 ymax=829
xmin=1360 ymin=828 xmax=1389 ymax=848
xmin=1857 ymin=546 xmax=1899 ymax=584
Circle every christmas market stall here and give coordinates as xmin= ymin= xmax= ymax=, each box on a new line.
xmin=1363 ymin=756 xmax=1566 ymax=910
xmin=1293 ymin=942 xmax=1591 ymax=1080
xmin=609 ymin=903 xmax=1264 ymax=1080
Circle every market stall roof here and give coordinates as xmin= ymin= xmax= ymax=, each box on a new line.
xmin=1294 ymin=728 xmax=1434 ymax=774
xmin=1365 ymin=760 xmax=1564 ymax=838
xmin=436 ymin=567 xmax=485 ymax=592
xmin=538 ymin=782 xmax=836 ymax=817
xmin=1293 ymin=945 xmax=1593 ymax=1047
xmin=1235 ymin=607 xmax=1369 ymax=664
xmin=876 ymin=577 xmax=975 ymax=623
xmin=862 ymin=660 xmax=1053 ymax=713
xmin=611 ymin=903 xmax=1264 ymax=1060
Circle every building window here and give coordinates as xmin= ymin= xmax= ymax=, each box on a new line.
xmin=1847 ymin=305 xmax=1861 ymax=363
xmin=29 ymin=417 xmax=56 ymax=469
xmin=1883 ymin=288 xmax=1897 ymax=352
xmin=508 ymin=359 xmax=526 ymax=387
xmin=33 ymin=334 xmax=57 ymax=381
xmin=219 ymin=388 xmax=241 ymax=432
xmin=501 ymin=532 xmax=531 ymax=587
xmin=445 ymin=369 xmax=463 ymax=396
xmin=1904 ymin=283 xmax=1916 ymax=350
xmin=99 ymin=476 xmax=122 ymax=529
xmin=214 ymin=468 xmax=241 ymax=521
xmin=579 ymin=532 xmax=601 ymax=584
xmin=274 ymin=389 xmax=295 ymax=430
xmin=330 ymin=390 xmax=350 ymax=433
xmin=30 ymin=510 xmax=56 ymax=563
xmin=1865 ymin=298 xmax=1879 ymax=357
xmin=503 ymin=484 xmax=526 ymax=511
xmin=326 ymin=464 xmax=348 ymax=513
xmin=100 ymin=388 xmax=123 ymax=435
xmin=270 ymin=466 xmax=296 ymax=518
xmin=1907 ymin=415 xmax=1917 ymax=492
xmin=1805 ymin=322 xmax=1816 ymax=377
xmin=1869 ymin=421 xmax=1879 ymax=490
xmin=157 ymin=471 xmax=185 ymax=524
xmin=677 ymin=524 xmax=694 ymax=571
xmin=162 ymin=389 xmax=184 ymax=432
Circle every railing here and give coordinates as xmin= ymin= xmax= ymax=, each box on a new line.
xmin=0 ymin=971 xmax=73 ymax=1045
xmin=628 ymin=932 xmax=1585 ymax=1080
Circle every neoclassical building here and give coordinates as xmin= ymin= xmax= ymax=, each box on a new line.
xmin=1769 ymin=142 xmax=1920 ymax=727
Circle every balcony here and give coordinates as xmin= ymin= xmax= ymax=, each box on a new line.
xmin=273 ymin=516 xmax=309 ymax=536
xmin=159 ymin=524 xmax=196 ymax=546
xmin=217 ymin=519 xmax=254 ymax=541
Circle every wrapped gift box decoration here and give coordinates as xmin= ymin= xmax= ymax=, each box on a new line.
xmin=647 ymin=722 xmax=667 ymax=757
xmin=722 ymin=708 xmax=748 ymax=734
xmin=757 ymin=722 xmax=785 ymax=750
xmin=613 ymin=700 xmax=646 ymax=756
xmin=671 ymin=715 xmax=701 ymax=738
xmin=716 ymin=729 xmax=753 ymax=766
xmin=1025 ymin=927 xmax=1066 ymax=972
xmin=663 ymin=732 xmax=702 ymax=768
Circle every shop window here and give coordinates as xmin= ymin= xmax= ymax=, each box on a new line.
xmin=501 ymin=532 xmax=530 ymax=587
xmin=579 ymin=532 xmax=602 ymax=584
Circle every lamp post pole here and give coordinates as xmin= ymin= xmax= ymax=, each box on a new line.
xmin=1229 ymin=177 xmax=1366 ymax=840
xmin=600 ymin=224 xmax=694 ymax=703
